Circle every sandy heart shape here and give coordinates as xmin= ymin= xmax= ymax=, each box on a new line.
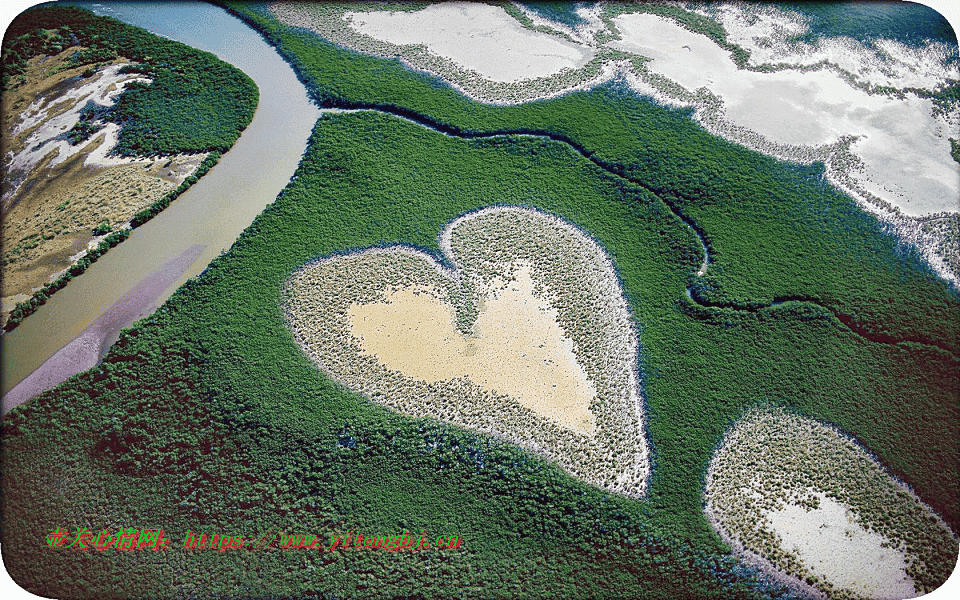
xmin=284 ymin=207 xmax=649 ymax=497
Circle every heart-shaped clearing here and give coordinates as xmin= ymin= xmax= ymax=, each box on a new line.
xmin=284 ymin=207 xmax=649 ymax=497
xmin=347 ymin=263 xmax=598 ymax=433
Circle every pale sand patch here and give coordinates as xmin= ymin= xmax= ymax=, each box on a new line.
xmin=269 ymin=1 xmax=614 ymax=105
xmin=610 ymin=12 xmax=958 ymax=217
xmin=708 ymin=3 xmax=960 ymax=91
xmin=345 ymin=3 xmax=593 ymax=83
xmin=705 ymin=408 xmax=958 ymax=598
xmin=1 ymin=294 xmax=31 ymax=315
xmin=4 ymin=64 xmax=153 ymax=200
xmin=348 ymin=265 xmax=597 ymax=434
xmin=766 ymin=493 xmax=915 ymax=599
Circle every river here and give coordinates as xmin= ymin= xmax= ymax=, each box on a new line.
xmin=1 ymin=1 xmax=319 ymax=410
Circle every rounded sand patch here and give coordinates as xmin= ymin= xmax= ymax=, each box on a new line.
xmin=704 ymin=407 xmax=958 ymax=598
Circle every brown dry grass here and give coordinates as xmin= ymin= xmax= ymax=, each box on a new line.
xmin=1 ymin=49 xmax=206 ymax=326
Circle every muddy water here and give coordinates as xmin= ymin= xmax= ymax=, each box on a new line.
xmin=1 ymin=1 xmax=319 ymax=405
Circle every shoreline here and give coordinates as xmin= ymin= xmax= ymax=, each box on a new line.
xmin=1 ymin=243 xmax=204 ymax=414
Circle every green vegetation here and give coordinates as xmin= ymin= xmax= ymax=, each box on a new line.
xmin=1 ymin=25 xmax=73 ymax=88
xmin=951 ymin=138 xmax=960 ymax=164
xmin=2 ymin=3 xmax=957 ymax=599
xmin=1 ymin=5 xmax=256 ymax=331
xmin=3 ymin=6 xmax=257 ymax=155
xmin=499 ymin=2 xmax=579 ymax=42
xmin=517 ymin=2 xmax=587 ymax=30
xmin=64 ymin=103 xmax=105 ymax=145
xmin=91 ymin=219 xmax=112 ymax=236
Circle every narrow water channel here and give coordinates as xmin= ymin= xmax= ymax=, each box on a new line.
xmin=1 ymin=1 xmax=319 ymax=409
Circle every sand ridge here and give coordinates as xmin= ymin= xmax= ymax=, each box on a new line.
xmin=345 ymin=3 xmax=594 ymax=83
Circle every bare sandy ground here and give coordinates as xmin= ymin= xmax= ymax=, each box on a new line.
xmin=766 ymin=493 xmax=915 ymax=599
xmin=610 ymin=12 xmax=958 ymax=218
xmin=1 ymin=244 xmax=204 ymax=414
xmin=4 ymin=63 xmax=151 ymax=196
xmin=346 ymin=3 xmax=593 ymax=83
xmin=704 ymin=408 xmax=958 ymax=599
xmin=348 ymin=264 xmax=597 ymax=434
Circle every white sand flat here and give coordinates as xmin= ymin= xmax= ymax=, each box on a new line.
xmin=345 ymin=2 xmax=593 ymax=83
xmin=611 ymin=12 xmax=959 ymax=217
xmin=766 ymin=493 xmax=916 ymax=599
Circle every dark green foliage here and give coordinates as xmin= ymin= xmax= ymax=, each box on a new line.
xmin=1 ymin=20 xmax=72 ymax=88
xmin=952 ymin=138 xmax=960 ymax=164
xmin=517 ymin=1 xmax=587 ymax=29
xmin=773 ymin=1 xmax=958 ymax=47
xmin=0 ymin=6 xmax=255 ymax=331
xmin=3 ymin=6 xmax=258 ymax=155
xmin=2 ymin=3 xmax=958 ymax=599
xmin=91 ymin=219 xmax=111 ymax=236
xmin=64 ymin=101 xmax=106 ymax=145
xmin=3 ymin=111 xmax=775 ymax=599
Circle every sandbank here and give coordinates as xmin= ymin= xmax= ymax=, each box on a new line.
xmin=610 ymin=12 xmax=958 ymax=218
xmin=766 ymin=492 xmax=915 ymax=599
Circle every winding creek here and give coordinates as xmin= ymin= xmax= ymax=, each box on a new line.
xmin=4 ymin=1 xmax=955 ymax=413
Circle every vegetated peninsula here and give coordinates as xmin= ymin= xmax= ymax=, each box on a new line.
xmin=1 ymin=2 xmax=958 ymax=599
xmin=0 ymin=6 xmax=258 ymax=331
